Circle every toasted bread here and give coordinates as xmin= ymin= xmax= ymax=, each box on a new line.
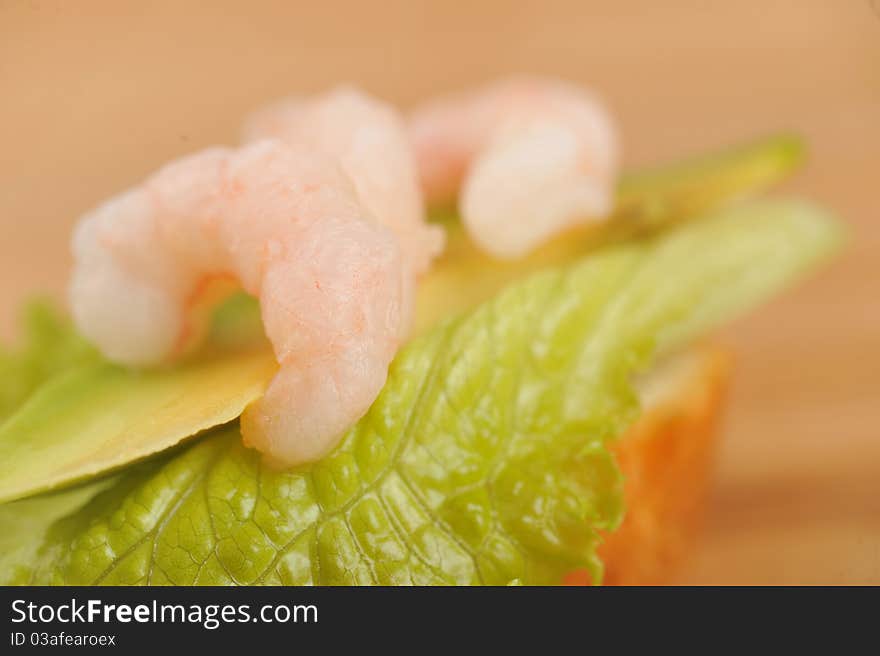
xmin=565 ymin=346 xmax=730 ymax=585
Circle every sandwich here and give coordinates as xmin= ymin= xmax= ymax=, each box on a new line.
xmin=0 ymin=79 xmax=841 ymax=585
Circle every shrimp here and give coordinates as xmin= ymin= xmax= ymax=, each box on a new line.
xmin=244 ymin=86 xmax=444 ymax=275
xmin=409 ymin=76 xmax=620 ymax=259
xmin=70 ymin=139 xmax=413 ymax=466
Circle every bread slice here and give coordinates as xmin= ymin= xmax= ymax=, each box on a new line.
xmin=565 ymin=346 xmax=730 ymax=585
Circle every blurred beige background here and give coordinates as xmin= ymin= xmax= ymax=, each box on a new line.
xmin=1 ymin=1 xmax=878 ymax=583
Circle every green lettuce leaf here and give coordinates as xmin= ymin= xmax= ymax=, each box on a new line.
xmin=2 ymin=198 xmax=841 ymax=585
xmin=0 ymin=301 xmax=99 ymax=421
xmin=0 ymin=477 xmax=118 ymax=583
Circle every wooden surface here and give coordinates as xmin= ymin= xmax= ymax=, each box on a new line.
xmin=1 ymin=1 xmax=878 ymax=584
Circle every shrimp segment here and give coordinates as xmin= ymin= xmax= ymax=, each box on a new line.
xmin=70 ymin=140 xmax=412 ymax=466
xmin=409 ymin=76 xmax=619 ymax=258
xmin=244 ymin=86 xmax=444 ymax=275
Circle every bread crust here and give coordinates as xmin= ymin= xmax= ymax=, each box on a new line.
xmin=565 ymin=346 xmax=730 ymax=585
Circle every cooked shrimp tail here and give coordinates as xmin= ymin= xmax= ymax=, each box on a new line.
xmin=70 ymin=140 xmax=412 ymax=466
xmin=409 ymin=76 xmax=619 ymax=258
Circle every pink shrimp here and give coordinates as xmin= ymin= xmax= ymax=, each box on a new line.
xmin=243 ymin=86 xmax=444 ymax=275
xmin=409 ymin=76 xmax=620 ymax=258
xmin=69 ymin=139 xmax=412 ymax=466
